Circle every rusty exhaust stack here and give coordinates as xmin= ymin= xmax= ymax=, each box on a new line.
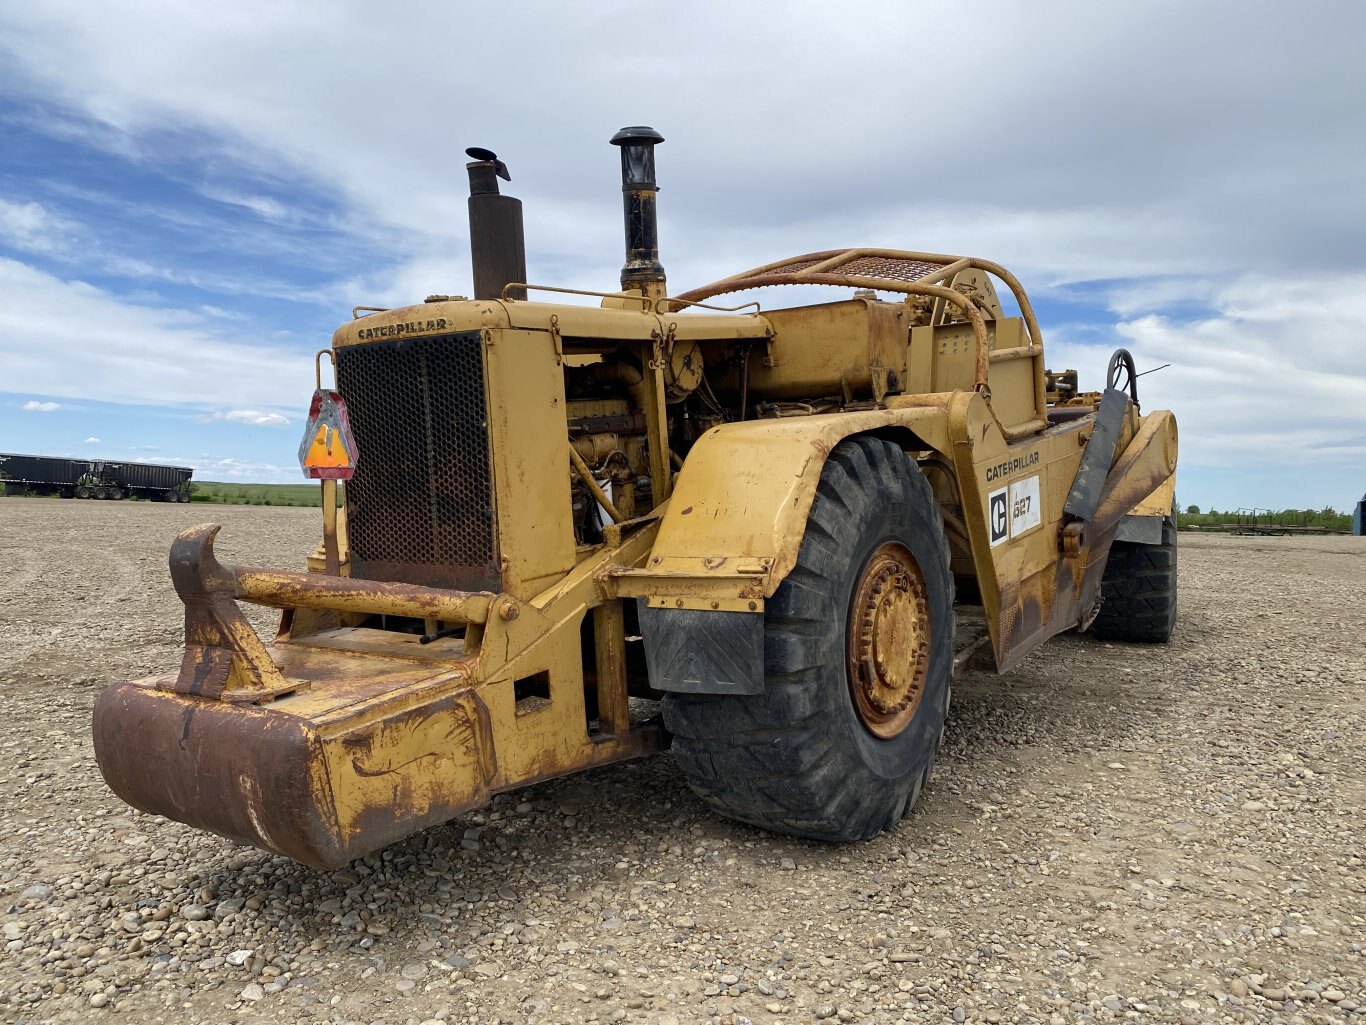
xmin=466 ymin=147 xmax=527 ymax=301
xmin=610 ymin=126 xmax=666 ymax=298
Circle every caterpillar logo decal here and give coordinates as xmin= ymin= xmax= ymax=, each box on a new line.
xmin=988 ymin=488 xmax=1010 ymax=546
xmin=355 ymin=318 xmax=448 ymax=341
xmin=989 ymin=474 xmax=1042 ymax=547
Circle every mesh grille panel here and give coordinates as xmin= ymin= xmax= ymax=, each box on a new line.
xmin=677 ymin=250 xmax=956 ymax=303
xmin=765 ymin=258 xmax=821 ymax=274
xmin=335 ymin=332 xmax=499 ymax=591
xmin=835 ymin=255 xmax=942 ymax=282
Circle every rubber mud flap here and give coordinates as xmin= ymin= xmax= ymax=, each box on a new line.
xmin=639 ymin=603 xmax=765 ymax=695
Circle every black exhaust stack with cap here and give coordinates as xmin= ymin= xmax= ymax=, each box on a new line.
xmin=610 ymin=126 xmax=666 ymax=296
xmin=465 ymin=147 xmax=527 ymax=301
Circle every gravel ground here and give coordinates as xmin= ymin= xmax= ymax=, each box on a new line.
xmin=0 ymin=498 xmax=1362 ymax=1025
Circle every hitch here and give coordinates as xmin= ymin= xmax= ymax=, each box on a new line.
xmin=164 ymin=523 xmax=494 ymax=703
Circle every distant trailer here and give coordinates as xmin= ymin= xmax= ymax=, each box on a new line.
xmin=92 ymin=461 xmax=193 ymax=502
xmin=0 ymin=454 xmax=86 ymax=498
xmin=0 ymin=452 xmax=193 ymax=502
xmin=1220 ymin=523 xmax=1350 ymax=536
xmin=1355 ymin=494 xmax=1365 ymax=536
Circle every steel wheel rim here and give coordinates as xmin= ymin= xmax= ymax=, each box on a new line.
xmin=847 ymin=541 xmax=931 ymax=739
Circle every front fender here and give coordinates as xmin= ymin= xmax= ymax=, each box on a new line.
xmin=610 ymin=402 xmax=951 ymax=695
xmin=643 ymin=402 xmax=952 ymax=600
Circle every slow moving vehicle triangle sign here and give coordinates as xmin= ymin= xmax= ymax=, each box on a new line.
xmin=297 ymin=389 xmax=358 ymax=480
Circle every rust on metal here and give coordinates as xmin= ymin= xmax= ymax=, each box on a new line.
xmin=94 ymin=677 xmax=498 ymax=870
xmin=166 ymin=524 xmax=290 ymax=702
xmin=235 ymin=567 xmax=495 ymax=623
xmin=92 ymin=131 xmax=1180 ymax=870
xmin=160 ymin=522 xmax=494 ymax=703
xmin=847 ymin=541 xmax=931 ymax=739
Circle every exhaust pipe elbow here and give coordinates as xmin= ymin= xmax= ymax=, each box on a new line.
xmin=466 ymin=147 xmax=527 ymax=301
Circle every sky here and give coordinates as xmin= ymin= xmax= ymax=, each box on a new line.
xmin=0 ymin=0 xmax=1362 ymax=510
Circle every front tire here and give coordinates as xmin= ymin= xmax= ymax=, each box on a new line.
xmin=662 ymin=436 xmax=954 ymax=841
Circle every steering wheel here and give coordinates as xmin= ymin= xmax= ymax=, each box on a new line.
xmin=1107 ymin=348 xmax=1139 ymax=408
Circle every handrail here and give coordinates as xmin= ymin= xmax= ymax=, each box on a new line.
xmin=653 ymin=296 xmax=763 ymax=315
xmin=500 ymin=283 xmax=652 ymax=310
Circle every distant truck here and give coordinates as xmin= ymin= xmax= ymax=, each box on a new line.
xmin=0 ymin=453 xmax=192 ymax=502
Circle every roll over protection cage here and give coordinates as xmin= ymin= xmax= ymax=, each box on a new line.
xmin=675 ymin=247 xmax=1050 ymax=438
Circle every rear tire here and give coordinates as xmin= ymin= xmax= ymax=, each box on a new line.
xmin=662 ymin=436 xmax=954 ymax=841
xmin=75 ymin=486 xmax=91 ymax=499
xmin=1090 ymin=515 xmax=1178 ymax=642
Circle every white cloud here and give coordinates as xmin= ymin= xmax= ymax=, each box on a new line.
xmin=83 ymin=435 xmax=100 ymax=442
xmin=0 ymin=199 xmax=76 ymax=258
xmin=0 ymin=1 xmax=1361 ymax=287
xmin=198 ymin=187 xmax=291 ymax=224
xmin=1046 ymin=271 xmax=1366 ymax=507
xmin=197 ymin=456 xmax=297 ymax=482
xmin=0 ymin=193 xmax=339 ymax=301
xmin=0 ymin=258 xmax=308 ymax=413
xmin=198 ymin=304 xmax=249 ymax=320
xmin=198 ymin=409 xmax=291 ymax=427
xmin=1104 ymin=278 xmax=1220 ymax=318
xmin=22 ymin=399 xmax=61 ymax=411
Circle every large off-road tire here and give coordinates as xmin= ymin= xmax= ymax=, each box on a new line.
xmin=662 ymin=436 xmax=954 ymax=841
xmin=1090 ymin=515 xmax=1178 ymax=642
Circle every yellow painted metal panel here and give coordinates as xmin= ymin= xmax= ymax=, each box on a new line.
xmin=486 ymin=329 xmax=578 ymax=597
xmin=1131 ymin=471 xmax=1177 ymax=517
xmin=986 ymin=357 xmax=1038 ymax=429
xmin=648 ymin=406 xmax=952 ymax=597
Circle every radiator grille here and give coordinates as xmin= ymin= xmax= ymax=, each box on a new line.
xmin=335 ymin=332 xmax=499 ymax=591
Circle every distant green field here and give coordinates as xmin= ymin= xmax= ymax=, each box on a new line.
xmin=191 ymin=481 xmax=337 ymax=507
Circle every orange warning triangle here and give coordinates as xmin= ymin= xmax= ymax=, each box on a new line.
xmin=297 ymin=390 xmax=358 ymax=480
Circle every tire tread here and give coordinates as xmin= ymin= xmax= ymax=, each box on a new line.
xmin=662 ymin=436 xmax=953 ymax=842
xmin=1090 ymin=518 xmax=1178 ymax=642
